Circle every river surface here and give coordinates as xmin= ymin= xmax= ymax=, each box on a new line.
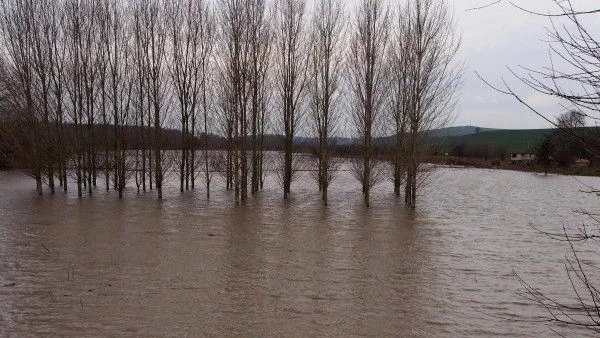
xmin=1 ymin=166 xmax=599 ymax=337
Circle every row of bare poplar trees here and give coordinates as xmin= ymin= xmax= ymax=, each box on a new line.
xmin=0 ymin=0 xmax=461 ymax=207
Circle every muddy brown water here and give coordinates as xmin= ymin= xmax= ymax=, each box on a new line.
xmin=1 ymin=166 xmax=599 ymax=337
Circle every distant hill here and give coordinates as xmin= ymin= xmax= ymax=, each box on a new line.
xmin=294 ymin=136 xmax=358 ymax=147
xmin=427 ymin=125 xmax=497 ymax=138
xmin=374 ymin=125 xmax=498 ymax=147
xmin=366 ymin=126 xmax=557 ymax=154
xmin=440 ymin=129 xmax=552 ymax=153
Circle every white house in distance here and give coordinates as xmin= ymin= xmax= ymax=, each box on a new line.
xmin=510 ymin=153 xmax=535 ymax=162
xmin=574 ymin=158 xmax=591 ymax=167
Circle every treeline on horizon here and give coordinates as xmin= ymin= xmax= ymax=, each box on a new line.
xmin=0 ymin=0 xmax=461 ymax=207
xmin=0 ymin=122 xmax=443 ymax=160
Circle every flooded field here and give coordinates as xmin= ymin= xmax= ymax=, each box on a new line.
xmin=1 ymin=166 xmax=599 ymax=337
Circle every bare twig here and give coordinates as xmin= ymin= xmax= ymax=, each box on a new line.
xmin=465 ymin=0 xmax=502 ymax=13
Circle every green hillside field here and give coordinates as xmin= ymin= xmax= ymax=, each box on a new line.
xmin=440 ymin=129 xmax=552 ymax=153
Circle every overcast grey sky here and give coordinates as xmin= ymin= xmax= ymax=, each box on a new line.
xmin=449 ymin=0 xmax=600 ymax=129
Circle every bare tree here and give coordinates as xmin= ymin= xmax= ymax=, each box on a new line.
xmin=398 ymin=0 xmax=461 ymax=207
xmin=476 ymin=1 xmax=600 ymax=333
xmin=215 ymin=61 xmax=234 ymax=191
xmin=308 ymin=0 xmax=344 ymax=204
xmin=217 ymin=0 xmax=250 ymax=202
xmin=135 ymin=0 xmax=168 ymax=199
xmin=47 ymin=2 xmax=69 ymax=192
xmin=104 ymin=0 xmax=134 ymax=198
xmin=30 ymin=0 xmax=58 ymax=194
xmin=133 ymin=0 xmax=151 ymax=192
xmin=274 ymin=0 xmax=307 ymax=199
xmin=63 ymin=0 xmax=92 ymax=197
xmin=389 ymin=4 xmax=411 ymax=197
xmin=97 ymin=0 xmax=112 ymax=191
xmin=0 ymin=0 xmax=47 ymax=195
xmin=167 ymin=0 xmax=209 ymax=193
xmin=216 ymin=0 xmax=269 ymax=202
xmin=163 ymin=0 xmax=213 ymax=196
xmin=248 ymin=0 xmax=271 ymax=195
xmin=82 ymin=1 xmax=101 ymax=194
xmin=198 ymin=0 xmax=215 ymax=197
xmin=557 ymin=109 xmax=586 ymax=129
xmin=348 ymin=0 xmax=390 ymax=207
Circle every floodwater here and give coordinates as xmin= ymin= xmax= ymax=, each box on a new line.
xmin=1 ymin=165 xmax=599 ymax=337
